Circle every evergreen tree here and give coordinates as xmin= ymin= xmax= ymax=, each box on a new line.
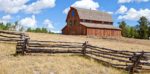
xmin=138 ymin=16 xmax=149 ymax=39
xmin=41 ymin=28 xmax=48 ymax=33
xmin=148 ymin=27 xmax=150 ymax=37
xmin=27 ymin=28 xmax=32 ymax=32
xmin=119 ymin=21 xmax=128 ymax=37
xmin=3 ymin=22 xmax=11 ymax=30
xmin=129 ymin=27 xmax=138 ymax=38
xmin=35 ymin=28 xmax=41 ymax=32
xmin=0 ymin=23 xmax=5 ymax=30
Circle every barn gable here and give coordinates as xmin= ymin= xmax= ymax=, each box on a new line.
xmin=62 ymin=7 xmax=121 ymax=37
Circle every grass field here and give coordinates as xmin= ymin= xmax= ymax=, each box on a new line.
xmin=0 ymin=32 xmax=150 ymax=74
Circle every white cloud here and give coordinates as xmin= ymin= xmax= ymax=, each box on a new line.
xmin=107 ymin=11 xmax=113 ymax=14
xmin=63 ymin=0 xmax=100 ymax=14
xmin=118 ymin=8 xmax=150 ymax=21
xmin=135 ymin=0 xmax=149 ymax=2
xmin=118 ymin=0 xmax=149 ymax=3
xmin=51 ymin=30 xmax=61 ymax=33
xmin=0 ymin=15 xmax=12 ymax=24
xmin=43 ymin=19 xmax=54 ymax=30
xmin=0 ymin=0 xmax=56 ymax=14
xmin=25 ymin=0 xmax=56 ymax=14
xmin=63 ymin=8 xmax=70 ymax=14
xmin=0 ymin=0 xmax=28 ymax=14
xmin=18 ymin=15 xmax=37 ymax=28
xmin=43 ymin=19 xmax=61 ymax=33
xmin=118 ymin=0 xmax=131 ymax=3
xmin=116 ymin=5 xmax=128 ymax=14
xmin=2 ymin=15 xmax=12 ymax=21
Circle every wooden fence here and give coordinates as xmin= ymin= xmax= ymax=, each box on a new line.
xmin=0 ymin=30 xmax=29 ymax=42
xmin=0 ymin=30 xmax=150 ymax=74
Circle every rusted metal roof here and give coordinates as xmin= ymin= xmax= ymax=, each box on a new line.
xmin=80 ymin=22 xmax=120 ymax=30
xmin=74 ymin=7 xmax=113 ymax=22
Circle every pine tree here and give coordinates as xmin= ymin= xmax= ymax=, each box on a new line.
xmin=148 ymin=27 xmax=150 ymax=38
xmin=119 ymin=21 xmax=128 ymax=37
xmin=138 ymin=16 xmax=149 ymax=39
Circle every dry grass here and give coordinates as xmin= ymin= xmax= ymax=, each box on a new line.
xmin=27 ymin=32 xmax=150 ymax=52
xmin=0 ymin=32 xmax=150 ymax=74
xmin=0 ymin=42 xmax=126 ymax=74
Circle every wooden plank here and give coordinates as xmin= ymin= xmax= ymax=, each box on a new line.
xmin=30 ymin=40 xmax=83 ymax=44
xmin=28 ymin=44 xmax=82 ymax=48
xmin=140 ymin=62 xmax=150 ymax=66
xmin=86 ymin=51 xmax=131 ymax=63
xmin=26 ymin=48 xmax=82 ymax=53
xmin=88 ymin=50 xmax=130 ymax=58
xmin=0 ymin=30 xmax=22 ymax=35
xmin=87 ymin=45 xmax=134 ymax=54
xmin=85 ymin=54 xmax=126 ymax=69
xmin=0 ymin=34 xmax=20 ymax=38
xmin=88 ymin=46 xmax=132 ymax=56
xmin=0 ymin=38 xmax=23 ymax=41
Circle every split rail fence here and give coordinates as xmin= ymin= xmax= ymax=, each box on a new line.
xmin=0 ymin=30 xmax=150 ymax=74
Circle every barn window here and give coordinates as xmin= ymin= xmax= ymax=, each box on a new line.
xmin=72 ymin=10 xmax=75 ymax=17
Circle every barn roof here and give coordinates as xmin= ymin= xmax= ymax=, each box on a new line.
xmin=80 ymin=22 xmax=120 ymax=30
xmin=73 ymin=7 xmax=113 ymax=22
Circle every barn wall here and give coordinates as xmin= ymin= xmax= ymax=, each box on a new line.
xmin=62 ymin=7 xmax=87 ymax=35
xmin=87 ymin=28 xmax=121 ymax=37
xmin=62 ymin=7 xmax=121 ymax=37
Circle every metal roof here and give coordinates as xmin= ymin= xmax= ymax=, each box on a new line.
xmin=73 ymin=7 xmax=113 ymax=22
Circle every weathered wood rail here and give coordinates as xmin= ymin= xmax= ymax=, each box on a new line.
xmin=0 ymin=30 xmax=150 ymax=74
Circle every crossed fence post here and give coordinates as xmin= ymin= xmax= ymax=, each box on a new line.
xmin=16 ymin=33 xmax=29 ymax=55
xmin=82 ymin=41 xmax=88 ymax=55
xmin=129 ymin=51 xmax=144 ymax=74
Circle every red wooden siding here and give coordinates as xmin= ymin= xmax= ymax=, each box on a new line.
xmin=87 ymin=28 xmax=121 ymax=37
xmin=62 ymin=8 xmax=87 ymax=35
xmin=62 ymin=7 xmax=122 ymax=37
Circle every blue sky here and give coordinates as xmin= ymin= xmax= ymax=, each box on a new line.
xmin=0 ymin=0 xmax=150 ymax=33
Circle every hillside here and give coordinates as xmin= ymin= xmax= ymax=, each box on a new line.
xmin=0 ymin=32 xmax=150 ymax=74
xmin=28 ymin=32 xmax=150 ymax=52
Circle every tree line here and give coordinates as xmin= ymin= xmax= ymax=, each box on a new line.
xmin=0 ymin=22 xmax=54 ymax=34
xmin=27 ymin=28 xmax=54 ymax=34
xmin=0 ymin=22 xmax=12 ymax=30
xmin=119 ymin=16 xmax=150 ymax=39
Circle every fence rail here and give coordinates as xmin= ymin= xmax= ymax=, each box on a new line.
xmin=0 ymin=30 xmax=150 ymax=74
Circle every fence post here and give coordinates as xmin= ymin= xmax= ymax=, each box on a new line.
xmin=21 ymin=33 xmax=26 ymax=55
xmin=82 ymin=41 xmax=88 ymax=55
xmin=129 ymin=51 xmax=144 ymax=74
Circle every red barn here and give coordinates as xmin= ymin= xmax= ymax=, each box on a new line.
xmin=62 ymin=7 xmax=121 ymax=37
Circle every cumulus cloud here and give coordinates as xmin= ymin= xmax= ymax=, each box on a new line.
xmin=116 ymin=5 xmax=128 ymax=14
xmin=2 ymin=15 xmax=12 ymax=20
xmin=107 ymin=11 xmax=114 ymax=14
xmin=118 ymin=8 xmax=150 ymax=21
xmin=63 ymin=0 xmax=100 ymax=14
xmin=43 ymin=19 xmax=54 ymax=30
xmin=0 ymin=15 xmax=12 ymax=24
xmin=51 ymin=30 xmax=61 ymax=33
xmin=118 ymin=0 xmax=149 ymax=3
xmin=0 ymin=0 xmax=56 ymax=14
xmin=0 ymin=0 xmax=28 ymax=14
xmin=18 ymin=15 xmax=37 ymax=28
xmin=25 ymin=0 xmax=56 ymax=14
xmin=43 ymin=19 xmax=61 ymax=33
xmin=118 ymin=0 xmax=132 ymax=3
